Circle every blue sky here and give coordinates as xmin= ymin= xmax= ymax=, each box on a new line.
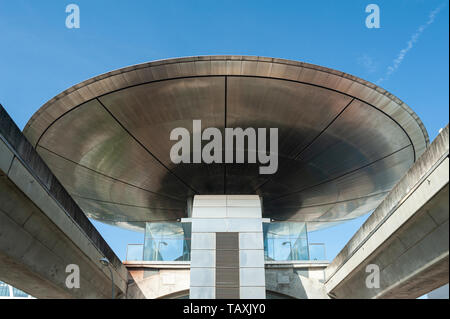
xmin=0 ymin=0 xmax=448 ymax=261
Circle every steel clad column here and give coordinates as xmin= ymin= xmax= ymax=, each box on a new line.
xmin=189 ymin=195 xmax=266 ymax=299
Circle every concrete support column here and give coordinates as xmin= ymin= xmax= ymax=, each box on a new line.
xmin=189 ymin=195 xmax=266 ymax=299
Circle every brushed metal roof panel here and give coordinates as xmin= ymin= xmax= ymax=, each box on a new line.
xmin=22 ymin=56 xmax=429 ymax=230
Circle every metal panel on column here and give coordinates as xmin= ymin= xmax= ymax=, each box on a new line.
xmin=190 ymin=195 xmax=266 ymax=299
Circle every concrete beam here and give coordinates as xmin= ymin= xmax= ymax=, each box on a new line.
xmin=325 ymin=125 xmax=449 ymax=299
xmin=125 ymin=262 xmax=190 ymax=299
xmin=125 ymin=261 xmax=330 ymax=299
xmin=0 ymin=104 xmax=138 ymax=298
xmin=265 ymin=261 xmax=329 ymax=299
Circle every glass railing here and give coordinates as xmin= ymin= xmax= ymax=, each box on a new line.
xmin=125 ymin=221 xmax=326 ymax=262
xmin=264 ymin=222 xmax=310 ymax=261
xmin=264 ymin=241 xmax=327 ymax=261
xmin=308 ymin=243 xmax=327 ymax=261
xmin=264 ymin=238 xmax=309 ymax=261
xmin=142 ymin=222 xmax=191 ymax=261
xmin=126 ymin=242 xmax=326 ymax=261
xmin=126 ymin=242 xmax=191 ymax=261
xmin=143 ymin=238 xmax=191 ymax=261
xmin=126 ymin=244 xmax=144 ymax=261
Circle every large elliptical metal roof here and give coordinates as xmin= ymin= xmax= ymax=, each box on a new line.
xmin=24 ymin=56 xmax=429 ymax=231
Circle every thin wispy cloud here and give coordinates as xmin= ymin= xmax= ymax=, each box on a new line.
xmin=358 ymin=54 xmax=378 ymax=74
xmin=377 ymin=3 xmax=446 ymax=84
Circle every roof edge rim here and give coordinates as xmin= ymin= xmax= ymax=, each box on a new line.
xmin=23 ymin=55 xmax=429 ymax=152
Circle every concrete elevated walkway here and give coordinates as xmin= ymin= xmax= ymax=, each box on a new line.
xmin=0 ymin=105 xmax=140 ymax=298
xmin=325 ymin=125 xmax=449 ymax=299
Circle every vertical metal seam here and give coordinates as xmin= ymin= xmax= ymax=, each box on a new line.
xmin=253 ymin=98 xmax=355 ymax=192
xmin=96 ymin=97 xmax=199 ymax=194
